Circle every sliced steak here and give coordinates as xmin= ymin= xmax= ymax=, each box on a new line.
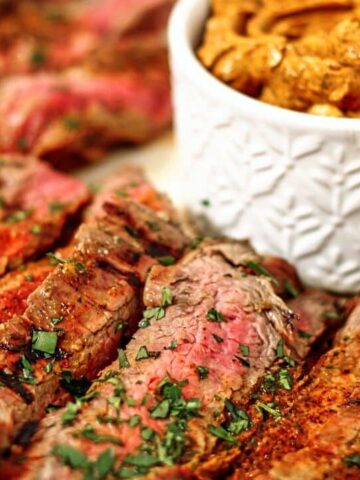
xmin=4 ymin=239 xmax=308 ymax=479
xmin=0 ymin=167 xmax=188 ymax=452
xmin=0 ymin=155 xmax=89 ymax=274
xmin=0 ymin=67 xmax=171 ymax=165
xmin=0 ymin=0 xmax=173 ymax=74
xmin=230 ymin=306 xmax=360 ymax=480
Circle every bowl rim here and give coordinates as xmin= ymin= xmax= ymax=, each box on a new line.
xmin=168 ymin=0 xmax=360 ymax=132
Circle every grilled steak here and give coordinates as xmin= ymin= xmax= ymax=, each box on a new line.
xmin=0 ymin=67 xmax=171 ymax=164
xmin=0 ymin=0 xmax=173 ymax=74
xmin=0 ymin=167 xmax=188 ymax=452
xmin=3 ymin=239 xmax=312 ymax=479
xmin=230 ymin=305 xmax=360 ymax=480
xmin=0 ymin=155 xmax=89 ymax=274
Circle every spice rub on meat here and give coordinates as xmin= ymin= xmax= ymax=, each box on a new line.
xmin=199 ymin=0 xmax=360 ymax=117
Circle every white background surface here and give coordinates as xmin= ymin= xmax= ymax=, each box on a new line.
xmin=75 ymin=133 xmax=183 ymax=207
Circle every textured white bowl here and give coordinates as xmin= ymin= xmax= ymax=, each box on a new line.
xmin=169 ymin=0 xmax=360 ymax=294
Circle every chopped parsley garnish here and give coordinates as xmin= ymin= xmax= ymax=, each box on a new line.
xmin=150 ymin=399 xmax=171 ymax=419
xmin=212 ymin=333 xmax=224 ymax=343
xmin=62 ymin=391 xmax=98 ymax=426
xmin=52 ymin=444 xmax=87 ymax=469
xmin=5 ymin=209 xmax=31 ymax=224
xmin=124 ymin=225 xmax=139 ymax=238
xmin=261 ymin=374 xmax=276 ymax=393
xmin=141 ymin=427 xmax=155 ymax=441
xmin=48 ymin=201 xmax=65 ymax=213
xmin=239 ymin=344 xmax=250 ymax=356
xmin=136 ymin=346 xmax=149 ymax=361
xmin=168 ymin=340 xmax=177 ymax=350
xmin=158 ymin=256 xmax=176 ymax=266
xmin=118 ymin=349 xmax=130 ymax=369
xmin=141 ymin=287 xmax=172 ymax=323
xmin=63 ymin=117 xmax=80 ymax=131
xmin=20 ymin=354 xmax=36 ymax=384
xmin=284 ymin=355 xmax=296 ymax=367
xmin=207 ymin=424 xmax=236 ymax=443
xmin=278 ymin=369 xmax=293 ymax=391
xmin=196 ymin=366 xmax=209 ymax=380
xmin=146 ymin=221 xmax=161 ymax=232
xmin=80 ymin=425 xmax=123 ymax=446
xmin=115 ymin=321 xmax=125 ymax=332
xmin=207 ymin=308 xmax=226 ymax=323
xmin=256 ymin=402 xmax=281 ymax=421
xmin=201 ymin=199 xmax=210 ymax=207
xmin=297 ymin=329 xmax=312 ymax=339
xmin=245 ymin=261 xmax=278 ymax=285
xmin=50 ymin=316 xmax=64 ymax=327
xmin=284 ymin=280 xmax=299 ymax=298
xmin=43 ymin=358 xmax=55 ymax=373
xmin=46 ymin=252 xmax=66 ymax=266
xmin=322 ymin=310 xmax=340 ymax=320
xmin=16 ymin=137 xmax=28 ymax=151
xmin=344 ymin=453 xmax=360 ymax=468
xmin=128 ymin=415 xmax=141 ymax=427
xmin=275 ymin=339 xmax=285 ymax=358
xmin=189 ymin=237 xmax=203 ymax=250
xmin=225 ymin=399 xmax=252 ymax=435
xmin=30 ymin=224 xmax=42 ymax=235
xmin=30 ymin=47 xmax=47 ymax=67
xmin=25 ymin=274 xmax=34 ymax=282
xmin=235 ymin=355 xmax=250 ymax=367
xmin=32 ymin=330 xmax=58 ymax=355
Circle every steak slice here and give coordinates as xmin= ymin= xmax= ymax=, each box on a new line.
xmin=0 ymin=167 xmax=188 ymax=452
xmin=0 ymin=67 xmax=171 ymax=165
xmin=5 ymin=239 xmax=308 ymax=479
xmin=0 ymin=0 xmax=174 ymax=74
xmin=0 ymin=155 xmax=89 ymax=274
xmin=229 ymin=305 xmax=360 ymax=480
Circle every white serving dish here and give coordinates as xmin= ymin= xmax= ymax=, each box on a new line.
xmin=169 ymin=0 xmax=360 ymax=294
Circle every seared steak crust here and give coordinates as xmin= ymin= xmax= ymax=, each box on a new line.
xmin=0 ymin=155 xmax=89 ymax=274
xmin=0 ymin=167 xmax=187 ymax=452
xmin=7 ymin=239 xmax=306 ymax=479
xmin=230 ymin=307 xmax=360 ymax=480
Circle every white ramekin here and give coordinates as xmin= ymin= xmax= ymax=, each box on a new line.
xmin=169 ymin=0 xmax=360 ymax=294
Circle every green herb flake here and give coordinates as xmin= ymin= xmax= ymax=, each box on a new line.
xmin=284 ymin=355 xmax=296 ymax=367
xmin=161 ymin=287 xmax=172 ymax=306
xmin=344 ymin=453 xmax=360 ymax=468
xmin=6 ymin=209 xmax=31 ymax=224
xmin=189 ymin=237 xmax=203 ymax=250
xmin=322 ymin=310 xmax=340 ymax=320
xmin=25 ymin=274 xmax=34 ymax=282
xmin=16 ymin=137 xmax=28 ymax=151
xmin=43 ymin=358 xmax=55 ymax=374
xmin=63 ymin=117 xmax=80 ymax=131
xmin=239 ymin=344 xmax=250 ymax=356
xmin=256 ymin=402 xmax=282 ymax=421
xmin=20 ymin=354 xmax=36 ymax=384
xmin=124 ymin=225 xmax=139 ymax=238
xmin=150 ymin=399 xmax=171 ymax=419
xmin=50 ymin=316 xmax=64 ymax=327
xmin=30 ymin=224 xmax=42 ymax=235
xmin=168 ymin=340 xmax=177 ymax=350
xmin=278 ymin=369 xmax=293 ymax=391
xmin=141 ymin=427 xmax=155 ymax=441
xmin=48 ymin=201 xmax=65 ymax=213
xmin=118 ymin=349 xmax=130 ymax=369
xmin=207 ymin=308 xmax=226 ymax=323
xmin=123 ymin=453 xmax=159 ymax=468
xmin=196 ymin=366 xmax=209 ymax=380
xmin=80 ymin=425 xmax=123 ymax=446
xmin=225 ymin=399 xmax=252 ymax=435
xmin=46 ymin=252 xmax=66 ymax=266
xmin=52 ymin=444 xmax=87 ymax=469
xmin=30 ymin=47 xmax=47 ymax=67
xmin=212 ymin=333 xmax=224 ymax=343
xmin=146 ymin=221 xmax=160 ymax=232
xmin=136 ymin=346 xmax=149 ymax=361
xmin=284 ymin=280 xmax=299 ymax=298
xmin=275 ymin=339 xmax=285 ymax=358
xmin=32 ymin=330 xmax=58 ymax=355
xmin=201 ymin=199 xmax=210 ymax=207
xmin=297 ymin=329 xmax=312 ymax=339
xmin=128 ymin=415 xmax=141 ymax=428
xmin=207 ymin=424 xmax=236 ymax=443
xmin=245 ymin=261 xmax=279 ymax=286
xmin=138 ymin=318 xmax=150 ymax=329
xmin=158 ymin=256 xmax=176 ymax=266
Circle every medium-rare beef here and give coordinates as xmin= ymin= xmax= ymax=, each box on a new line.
xmin=0 ymin=0 xmax=174 ymax=74
xmin=229 ymin=304 xmax=360 ymax=480
xmin=0 ymin=155 xmax=89 ymax=274
xmin=0 ymin=67 xmax=171 ymax=164
xmin=3 ymin=239 xmax=312 ymax=479
xmin=0 ymin=166 xmax=188 ymax=452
